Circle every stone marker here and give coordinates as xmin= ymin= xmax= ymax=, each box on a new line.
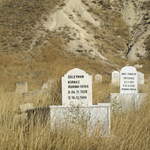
xmin=120 ymin=66 xmax=138 ymax=94
xmin=138 ymin=72 xmax=144 ymax=85
xmin=111 ymin=66 xmax=146 ymax=112
xmin=62 ymin=68 xmax=92 ymax=107
xmin=41 ymin=79 xmax=54 ymax=90
xmin=134 ymin=64 xmax=143 ymax=69
xmin=111 ymin=71 xmax=120 ymax=86
xmin=20 ymin=103 xmax=34 ymax=113
xmin=94 ymin=74 xmax=102 ymax=83
xmin=42 ymin=83 xmax=48 ymax=89
xmin=49 ymin=103 xmax=111 ymax=136
xmin=16 ymin=82 xmax=28 ymax=94
xmin=88 ymin=103 xmax=111 ymax=136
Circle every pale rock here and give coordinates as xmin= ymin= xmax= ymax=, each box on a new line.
xmin=138 ymin=72 xmax=144 ymax=85
xmin=49 ymin=103 xmax=111 ymax=136
xmin=94 ymin=74 xmax=102 ymax=83
xmin=134 ymin=64 xmax=143 ymax=69
xmin=111 ymin=93 xmax=147 ymax=112
xmin=120 ymin=66 xmax=138 ymax=94
xmin=20 ymin=103 xmax=34 ymax=113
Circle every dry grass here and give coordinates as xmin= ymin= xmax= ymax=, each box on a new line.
xmin=0 ymin=36 xmax=116 ymax=91
xmin=0 ymin=88 xmax=150 ymax=150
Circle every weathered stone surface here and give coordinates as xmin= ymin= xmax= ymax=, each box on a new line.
xmin=16 ymin=82 xmax=28 ymax=94
xmin=111 ymin=71 xmax=120 ymax=86
xmin=49 ymin=103 xmax=111 ymax=136
xmin=138 ymin=72 xmax=144 ymax=85
xmin=111 ymin=93 xmax=147 ymax=112
xmin=20 ymin=103 xmax=34 ymax=113
xmin=41 ymin=79 xmax=55 ymax=90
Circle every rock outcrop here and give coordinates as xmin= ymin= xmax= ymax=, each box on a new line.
xmin=0 ymin=0 xmax=149 ymax=63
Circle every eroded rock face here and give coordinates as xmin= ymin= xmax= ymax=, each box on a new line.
xmin=120 ymin=0 xmax=150 ymax=62
xmin=43 ymin=0 xmax=130 ymax=61
xmin=0 ymin=0 xmax=149 ymax=62
xmin=43 ymin=0 xmax=107 ymax=60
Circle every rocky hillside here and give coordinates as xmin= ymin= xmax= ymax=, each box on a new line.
xmin=0 ymin=0 xmax=149 ymax=89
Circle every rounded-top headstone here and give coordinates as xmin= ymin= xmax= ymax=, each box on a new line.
xmin=62 ymin=68 xmax=92 ymax=107
xmin=120 ymin=66 xmax=138 ymax=94
xmin=111 ymin=71 xmax=120 ymax=86
xmin=94 ymin=74 xmax=102 ymax=83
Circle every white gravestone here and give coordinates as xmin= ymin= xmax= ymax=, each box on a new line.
xmin=111 ymin=71 xmax=120 ymax=86
xmin=62 ymin=68 xmax=92 ymax=107
xmin=120 ymin=66 xmax=138 ymax=94
xmin=94 ymin=74 xmax=102 ymax=83
xmin=111 ymin=66 xmax=147 ymax=112
xmin=138 ymin=72 xmax=144 ymax=85
xmin=16 ymin=82 xmax=28 ymax=94
xmin=50 ymin=103 xmax=111 ymax=136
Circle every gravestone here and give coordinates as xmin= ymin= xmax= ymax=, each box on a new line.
xmin=20 ymin=103 xmax=34 ymax=112
xmin=111 ymin=66 xmax=146 ymax=112
xmin=48 ymin=68 xmax=111 ymax=136
xmin=138 ymin=72 xmax=144 ymax=85
xmin=62 ymin=68 xmax=92 ymax=107
xmin=41 ymin=79 xmax=54 ymax=90
xmin=94 ymin=74 xmax=102 ymax=83
xmin=111 ymin=71 xmax=120 ymax=86
xmin=50 ymin=103 xmax=111 ymax=136
xmin=16 ymin=82 xmax=28 ymax=94
xmin=120 ymin=66 xmax=138 ymax=94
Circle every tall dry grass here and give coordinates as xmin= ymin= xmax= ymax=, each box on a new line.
xmin=0 ymin=87 xmax=150 ymax=150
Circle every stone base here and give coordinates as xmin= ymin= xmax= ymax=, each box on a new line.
xmin=111 ymin=93 xmax=147 ymax=112
xmin=49 ymin=104 xmax=111 ymax=136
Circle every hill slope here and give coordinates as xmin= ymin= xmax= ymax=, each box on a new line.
xmin=0 ymin=0 xmax=149 ymax=89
